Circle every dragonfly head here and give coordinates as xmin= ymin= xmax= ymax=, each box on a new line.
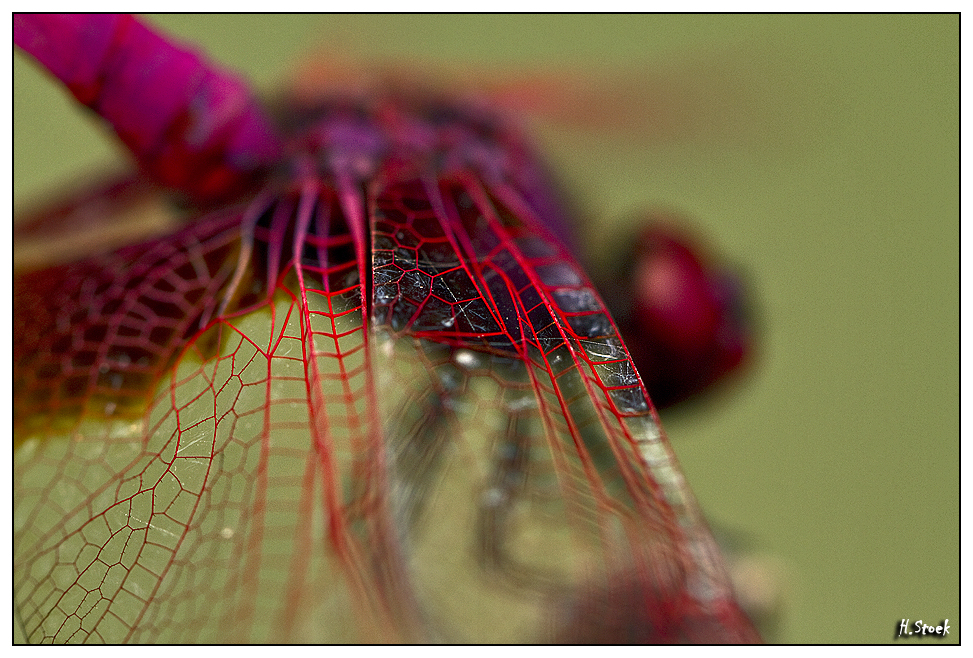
xmin=605 ymin=217 xmax=754 ymax=409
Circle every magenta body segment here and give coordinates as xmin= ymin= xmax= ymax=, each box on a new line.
xmin=15 ymin=13 xmax=282 ymax=202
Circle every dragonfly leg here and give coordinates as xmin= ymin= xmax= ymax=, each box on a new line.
xmin=474 ymin=378 xmax=569 ymax=593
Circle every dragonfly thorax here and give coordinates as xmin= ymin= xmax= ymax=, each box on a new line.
xmin=275 ymin=95 xmax=539 ymax=194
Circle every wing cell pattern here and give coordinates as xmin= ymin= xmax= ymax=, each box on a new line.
xmin=14 ymin=99 xmax=755 ymax=641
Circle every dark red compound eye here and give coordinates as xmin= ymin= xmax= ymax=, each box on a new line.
xmin=606 ymin=219 xmax=752 ymax=409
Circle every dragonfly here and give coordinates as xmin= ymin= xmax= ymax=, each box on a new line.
xmin=13 ymin=14 xmax=758 ymax=643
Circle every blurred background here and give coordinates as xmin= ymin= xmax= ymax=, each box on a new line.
xmin=14 ymin=14 xmax=958 ymax=643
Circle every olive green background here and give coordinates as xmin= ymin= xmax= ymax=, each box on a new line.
xmin=14 ymin=14 xmax=958 ymax=644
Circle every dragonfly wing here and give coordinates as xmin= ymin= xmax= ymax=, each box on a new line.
xmin=364 ymin=170 xmax=758 ymax=641
xmin=14 ymin=207 xmax=252 ymax=642
xmin=15 ymin=174 xmax=187 ymax=273
xmin=13 ymin=181 xmax=412 ymax=642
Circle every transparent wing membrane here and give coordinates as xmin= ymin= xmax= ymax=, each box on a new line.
xmin=15 ymin=161 xmax=753 ymax=642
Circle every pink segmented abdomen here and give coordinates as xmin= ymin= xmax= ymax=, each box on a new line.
xmin=14 ymin=13 xmax=282 ymax=203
